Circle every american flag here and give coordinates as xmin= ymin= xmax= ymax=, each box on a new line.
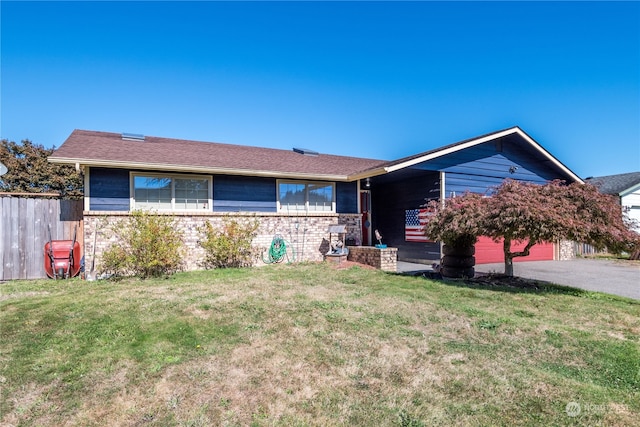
xmin=405 ymin=209 xmax=431 ymax=242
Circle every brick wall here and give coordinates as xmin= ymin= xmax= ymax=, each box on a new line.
xmin=347 ymin=246 xmax=398 ymax=272
xmin=84 ymin=212 xmax=361 ymax=273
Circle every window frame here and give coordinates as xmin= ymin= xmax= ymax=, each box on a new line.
xmin=276 ymin=179 xmax=336 ymax=213
xmin=130 ymin=172 xmax=213 ymax=212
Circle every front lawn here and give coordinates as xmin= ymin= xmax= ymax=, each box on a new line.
xmin=1 ymin=263 xmax=638 ymax=426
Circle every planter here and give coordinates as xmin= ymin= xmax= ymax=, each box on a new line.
xmin=441 ymin=244 xmax=476 ymax=278
xmin=347 ymin=246 xmax=398 ymax=272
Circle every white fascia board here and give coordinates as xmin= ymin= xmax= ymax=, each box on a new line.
xmin=383 ymin=127 xmax=584 ymax=184
xmin=48 ymin=157 xmax=352 ymax=181
xmin=620 ymin=182 xmax=640 ymax=197
xmin=513 ymin=128 xmax=584 ymax=184
xmin=383 ymin=128 xmax=520 ymax=173
xmin=346 ymin=168 xmax=389 ymax=182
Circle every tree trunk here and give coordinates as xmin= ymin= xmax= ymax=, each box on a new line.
xmin=503 ymin=238 xmax=536 ymax=277
xmin=504 ymin=257 xmax=514 ymax=276
xmin=504 ymin=238 xmax=514 ymax=276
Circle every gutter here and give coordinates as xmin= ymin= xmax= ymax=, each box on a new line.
xmin=48 ymin=157 xmax=363 ymax=182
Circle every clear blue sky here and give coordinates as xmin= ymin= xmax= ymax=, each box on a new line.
xmin=2 ymin=1 xmax=638 ymax=178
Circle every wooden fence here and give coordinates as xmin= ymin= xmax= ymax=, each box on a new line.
xmin=1 ymin=196 xmax=84 ymax=280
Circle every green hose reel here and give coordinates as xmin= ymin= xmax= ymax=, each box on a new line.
xmin=263 ymin=234 xmax=296 ymax=264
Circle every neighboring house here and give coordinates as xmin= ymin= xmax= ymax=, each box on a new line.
xmin=48 ymin=126 xmax=582 ymax=271
xmin=586 ymin=172 xmax=640 ymax=232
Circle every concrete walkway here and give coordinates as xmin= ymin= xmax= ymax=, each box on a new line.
xmin=397 ymin=259 xmax=640 ymax=300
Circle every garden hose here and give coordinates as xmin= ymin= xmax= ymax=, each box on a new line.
xmin=263 ymin=234 xmax=295 ymax=264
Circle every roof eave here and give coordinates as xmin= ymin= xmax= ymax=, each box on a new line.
xmin=48 ymin=157 xmax=353 ymax=182
xmin=383 ymin=128 xmax=521 ymax=173
xmin=514 ymin=127 xmax=584 ymax=184
xmin=620 ymin=182 xmax=640 ymax=197
xmin=346 ymin=167 xmax=390 ymax=182
xmin=383 ymin=127 xmax=584 ymax=184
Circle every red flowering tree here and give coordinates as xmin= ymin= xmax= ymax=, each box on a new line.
xmin=423 ymin=192 xmax=486 ymax=249
xmin=424 ymin=179 xmax=640 ymax=276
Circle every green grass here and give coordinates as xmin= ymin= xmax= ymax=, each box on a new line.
xmin=1 ymin=262 xmax=638 ymax=426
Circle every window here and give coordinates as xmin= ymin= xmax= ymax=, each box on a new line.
xmin=175 ymin=178 xmax=210 ymax=210
xmin=132 ymin=173 xmax=211 ymax=211
xmin=278 ymin=180 xmax=335 ymax=212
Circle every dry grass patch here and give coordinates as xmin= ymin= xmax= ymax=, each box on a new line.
xmin=1 ymin=262 xmax=639 ymax=426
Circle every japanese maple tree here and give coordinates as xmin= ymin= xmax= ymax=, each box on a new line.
xmin=423 ymin=192 xmax=486 ymax=249
xmin=424 ymin=179 xmax=639 ymax=276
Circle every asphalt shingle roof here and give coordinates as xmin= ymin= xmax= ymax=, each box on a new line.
xmin=586 ymin=172 xmax=640 ymax=195
xmin=49 ymin=130 xmax=388 ymax=181
xmin=49 ymin=127 xmax=583 ymax=184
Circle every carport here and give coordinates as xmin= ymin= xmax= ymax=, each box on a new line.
xmin=360 ymin=127 xmax=582 ymax=265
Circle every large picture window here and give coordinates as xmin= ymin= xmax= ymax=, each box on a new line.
xmin=278 ymin=180 xmax=335 ymax=212
xmin=132 ymin=173 xmax=211 ymax=211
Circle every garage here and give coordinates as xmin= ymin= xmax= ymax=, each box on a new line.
xmin=474 ymin=236 xmax=555 ymax=264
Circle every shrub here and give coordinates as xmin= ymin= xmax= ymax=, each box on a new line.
xmin=101 ymin=211 xmax=185 ymax=278
xmin=198 ymin=217 xmax=260 ymax=268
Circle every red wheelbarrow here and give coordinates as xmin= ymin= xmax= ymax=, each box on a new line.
xmin=44 ymin=225 xmax=82 ymax=279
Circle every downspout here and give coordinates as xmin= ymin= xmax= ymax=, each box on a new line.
xmin=439 ymin=171 xmax=446 ymax=259
xmin=84 ymin=166 xmax=90 ymax=212
xmin=357 ymin=179 xmax=362 ymax=245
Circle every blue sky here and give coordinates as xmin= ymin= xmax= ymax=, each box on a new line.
xmin=1 ymin=1 xmax=638 ymax=178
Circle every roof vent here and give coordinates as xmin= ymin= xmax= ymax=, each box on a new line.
xmin=122 ymin=132 xmax=145 ymax=141
xmin=293 ymin=147 xmax=319 ymax=156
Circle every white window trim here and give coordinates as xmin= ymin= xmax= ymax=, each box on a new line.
xmin=130 ymin=172 xmax=213 ymax=212
xmin=277 ymin=179 xmax=336 ymax=213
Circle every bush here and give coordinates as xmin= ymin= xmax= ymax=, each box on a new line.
xmin=101 ymin=211 xmax=185 ymax=278
xmin=198 ymin=217 xmax=260 ymax=268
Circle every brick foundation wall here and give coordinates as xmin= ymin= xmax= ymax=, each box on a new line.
xmin=83 ymin=212 xmax=361 ymax=273
xmin=347 ymin=246 xmax=398 ymax=272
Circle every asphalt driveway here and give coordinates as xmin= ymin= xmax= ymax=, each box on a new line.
xmin=398 ymin=259 xmax=640 ymax=300
xmin=476 ymin=259 xmax=640 ymax=300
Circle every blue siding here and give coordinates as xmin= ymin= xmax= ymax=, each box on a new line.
xmin=88 ymin=170 xmax=350 ymax=213
xmin=213 ymin=175 xmax=276 ymax=212
xmin=89 ymin=167 xmax=130 ymax=211
xmin=444 ymin=173 xmax=506 ymax=197
xmin=371 ymin=171 xmax=441 ymax=261
xmin=441 ymin=148 xmax=553 ymax=196
xmin=407 ymin=136 xmax=567 ymax=197
xmin=336 ymin=181 xmax=358 ymax=213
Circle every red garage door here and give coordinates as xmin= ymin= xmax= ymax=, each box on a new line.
xmin=475 ymin=236 xmax=554 ymax=264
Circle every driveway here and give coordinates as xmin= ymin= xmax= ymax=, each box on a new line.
xmin=398 ymin=259 xmax=640 ymax=300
